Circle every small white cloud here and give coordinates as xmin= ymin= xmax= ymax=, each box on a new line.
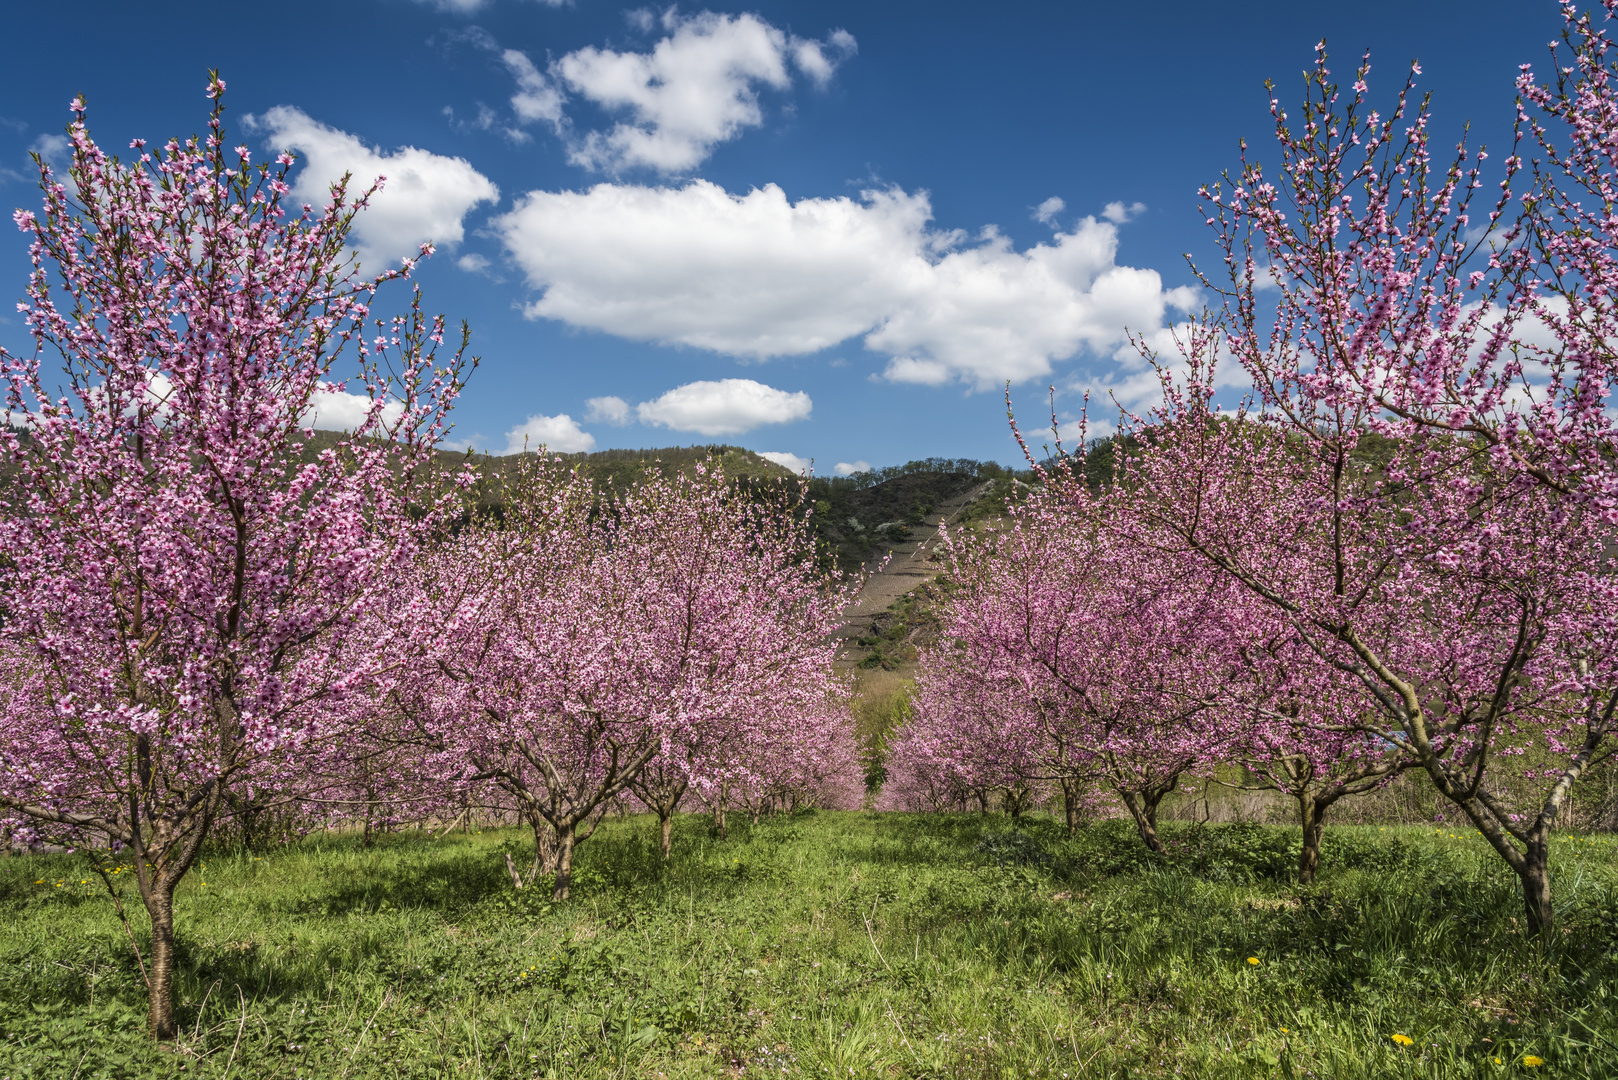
xmin=833 ymin=460 xmax=871 ymax=476
xmin=882 ymin=358 xmax=952 ymax=386
xmin=546 ymin=12 xmax=853 ymax=173
xmin=625 ymin=7 xmax=655 ymax=32
xmin=584 ymin=395 xmax=631 ymax=424
xmin=790 ymin=28 xmax=857 ymax=86
xmin=1032 ymin=196 xmax=1064 ymax=226
xmin=1167 ymin=285 xmax=1201 ymax=313
xmin=758 ymin=450 xmax=812 ymax=474
xmin=444 ymin=102 xmax=499 ymax=134
xmin=29 ymin=133 xmax=70 ymax=168
xmin=502 ymin=49 xmax=566 ymax=129
xmin=554 ymin=12 xmax=789 ymax=173
xmin=457 ymin=253 xmax=491 ymax=273
xmin=303 ymin=383 xmax=405 ymax=431
xmin=503 ymin=412 xmax=595 ymax=454
xmin=1102 ymin=201 xmax=1147 ymax=224
xmin=636 ymin=378 xmax=811 ymax=436
xmin=247 ymin=106 xmax=500 ymax=269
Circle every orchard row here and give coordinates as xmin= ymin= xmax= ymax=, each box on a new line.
xmin=888 ymin=5 xmax=1618 ymax=963
xmin=0 ymin=79 xmax=861 ymax=1040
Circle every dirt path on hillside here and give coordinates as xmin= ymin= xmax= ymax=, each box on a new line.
xmin=834 ymin=482 xmax=988 ymax=655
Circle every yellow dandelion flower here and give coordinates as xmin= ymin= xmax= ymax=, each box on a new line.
xmin=1523 ymin=1056 xmax=1544 ymax=1067
xmin=1391 ymin=1034 xmax=1414 ymax=1046
xmin=1247 ymin=957 xmax=1261 ymax=966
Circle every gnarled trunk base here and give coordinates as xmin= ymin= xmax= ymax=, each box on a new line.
xmin=552 ymin=826 xmax=577 ymax=901
xmin=1118 ymin=788 xmax=1165 ymax=854
xmin=1521 ymin=839 xmax=1553 ymax=936
xmin=1298 ymin=796 xmax=1326 ymax=885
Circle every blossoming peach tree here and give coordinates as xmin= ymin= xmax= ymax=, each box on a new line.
xmin=1123 ymin=10 xmax=1618 ymax=933
xmin=0 ymin=78 xmax=470 ymax=1037
xmin=913 ymin=479 xmax=1237 ymax=852
xmin=395 ymin=458 xmax=853 ymax=899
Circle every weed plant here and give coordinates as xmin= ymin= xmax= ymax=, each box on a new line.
xmin=2 ymin=813 xmax=1616 ymax=1078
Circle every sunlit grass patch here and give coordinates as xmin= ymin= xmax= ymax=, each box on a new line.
xmin=1 ymin=813 xmax=1615 ymax=1077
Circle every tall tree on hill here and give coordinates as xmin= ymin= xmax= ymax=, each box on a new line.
xmin=0 ymin=80 xmax=469 ymax=1038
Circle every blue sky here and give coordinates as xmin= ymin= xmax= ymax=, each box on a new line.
xmin=0 ymin=0 xmax=1558 ymax=474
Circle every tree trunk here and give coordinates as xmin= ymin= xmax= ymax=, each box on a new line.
xmin=1520 ymin=837 xmax=1553 ymax=936
xmin=145 ymin=882 xmax=178 ymax=1040
xmin=1061 ymin=780 xmax=1078 ymax=835
xmin=1119 ymin=789 xmax=1164 ymax=853
xmin=524 ymin=809 xmax=558 ymax=879
xmin=1297 ymin=794 xmax=1326 ymax=885
xmin=552 ymin=824 xmax=577 ymax=901
xmin=659 ymin=810 xmax=674 ymax=860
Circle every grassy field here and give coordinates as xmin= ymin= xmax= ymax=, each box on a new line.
xmin=2 ymin=813 xmax=1616 ymax=1079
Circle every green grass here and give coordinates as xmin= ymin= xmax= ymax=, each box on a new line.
xmin=2 ymin=813 xmax=1617 ymax=1078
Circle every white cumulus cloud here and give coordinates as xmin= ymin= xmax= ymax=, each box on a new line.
xmin=302 ymin=383 xmax=405 ymax=431
xmin=494 ymin=181 xmax=1198 ymax=388
xmin=503 ymin=413 xmax=596 ymax=454
xmin=503 ymin=49 xmax=566 ymax=130
xmin=584 ymin=395 xmax=631 ymax=424
xmin=636 ymin=378 xmax=811 ymax=436
xmin=247 ymin=107 xmax=500 ymax=269
xmin=29 ymin=133 xmax=70 ymax=169
xmin=501 ymin=11 xmax=855 ymax=173
xmin=1032 ymin=196 xmax=1064 ymax=225
xmin=833 ymin=460 xmax=871 ymax=476
xmin=758 ymin=450 xmax=812 ymax=474
xmin=790 ymin=28 xmax=857 ymax=86
xmin=1102 ymin=200 xmax=1147 ymax=224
